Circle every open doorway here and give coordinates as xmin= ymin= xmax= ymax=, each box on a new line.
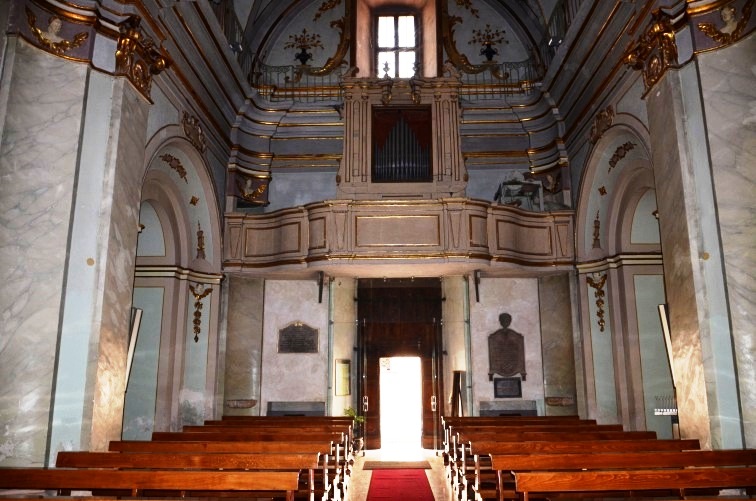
xmin=379 ymin=356 xmax=422 ymax=454
xmin=357 ymin=277 xmax=443 ymax=450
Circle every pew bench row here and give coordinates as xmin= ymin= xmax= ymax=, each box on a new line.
xmin=440 ymin=415 xmax=756 ymax=501
xmin=0 ymin=416 xmax=357 ymax=501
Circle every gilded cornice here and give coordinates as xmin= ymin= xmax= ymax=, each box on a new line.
xmin=624 ymin=9 xmax=680 ymax=95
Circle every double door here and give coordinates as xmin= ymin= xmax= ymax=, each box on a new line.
xmin=356 ymin=278 xmax=443 ymax=449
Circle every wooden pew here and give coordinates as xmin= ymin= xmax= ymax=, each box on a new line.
xmin=513 ymin=467 xmax=756 ymax=501
xmin=150 ymin=431 xmax=350 ymax=484
xmin=211 ymin=416 xmax=355 ymax=424
xmin=440 ymin=416 xmax=597 ymax=460
xmin=455 ymin=438 xmax=701 ymax=501
xmin=450 ymin=429 xmax=657 ymax=483
xmin=106 ymin=440 xmax=344 ymax=500
xmin=483 ymin=449 xmax=756 ymax=501
xmin=0 ymin=468 xmax=301 ymax=501
xmin=55 ymin=451 xmax=327 ymax=501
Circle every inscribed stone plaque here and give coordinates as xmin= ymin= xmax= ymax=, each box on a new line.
xmin=278 ymin=322 xmax=318 ymax=353
xmin=494 ymin=377 xmax=522 ymax=398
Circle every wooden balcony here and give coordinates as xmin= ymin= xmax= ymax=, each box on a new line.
xmin=223 ymin=198 xmax=574 ymax=277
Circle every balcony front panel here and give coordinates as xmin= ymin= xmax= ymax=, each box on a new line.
xmin=223 ymin=199 xmax=574 ymax=275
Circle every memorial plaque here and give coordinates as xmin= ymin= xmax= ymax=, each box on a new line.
xmin=487 ymin=312 xmax=526 ymax=381
xmin=494 ymin=377 xmax=522 ymax=398
xmin=278 ymin=322 xmax=318 ymax=353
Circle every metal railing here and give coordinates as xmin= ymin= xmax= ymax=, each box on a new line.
xmin=249 ymin=60 xmax=346 ymax=103
xmin=538 ymin=0 xmax=584 ymax=69
xmin=457 ymin=58 xmax=543 ymax=101
xmin=208 ymin=0 xmax=247 ymax=66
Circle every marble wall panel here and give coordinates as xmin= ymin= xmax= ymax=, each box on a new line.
xmin=260 ymin=280 xmax=329 ymax=413
xmin=89 ymin=82 xmax=150 ymax=451
xmin=647 ymin=67 xmax=721 ymax=448
xmin=698 ymin=33 xmax=756 ymax=448
xmin=223 ymin=275 xmax=264 ymax=415
xmin=539 ymin=274 xmax=578 ymax=416
xmin=468 ymin=277 xmax=543 ymax=414
xmin=0 ymin=40 xmax=86 ymax=466
xmin=331 ymin=278 xmax=357 ymax=414
xmin=442 ymin=276 xmax=471 ymax=415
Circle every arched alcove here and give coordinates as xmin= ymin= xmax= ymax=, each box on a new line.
xmin=124 ymin=138 xmax=223 ymax=437
xmin=575 ymin=121 xmax=671 ymax=436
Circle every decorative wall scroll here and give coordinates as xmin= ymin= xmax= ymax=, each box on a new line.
xmin=278 ymin=322 xmax=319 ymax=353
xmin=624 ymin=9 xmax=678 ymax=94
xmin=115 ymin=15 xmax=170 ymax=99
xmin=189 ymin=284 xmax=212 ymax=342
xmin=160 ymin=153 xmax=188 ymax=182
xmin=314 ymin=0 xmax=341 ymax=21
xmin=441 ymin=1 xmax=509 ymax=79
xmin=25 ymin=7 xmax=88 ymax=57
xmin=182 ymin=112 xmax=207 ymax=153
xmin=586 ymin=273 xmax=607 ymax=332
xmin=608 ymin=142 xmax=636 ymax=172
xmin=590 ymin=105 xmax=614 ymax=144
xmin=455 ymin=0 xmax=480 ymax=18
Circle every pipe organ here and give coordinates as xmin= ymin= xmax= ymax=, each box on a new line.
xmin=337 ymin=76 xmax=467 ymax=199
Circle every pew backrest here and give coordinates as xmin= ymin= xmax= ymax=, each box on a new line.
xmin=0 ymin=468 xmax=301 ymax=500
xmin=513 ymin=467 xmax=756 ymax=501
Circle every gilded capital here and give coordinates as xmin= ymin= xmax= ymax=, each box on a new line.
xmin=624 ymin=9 xmax=679 ymax=94
xmin=115 ymin=15 xmax=170 ymax=100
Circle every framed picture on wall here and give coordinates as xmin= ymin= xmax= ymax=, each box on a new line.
xmin=335 ymin=359 xmax=351 ymax=396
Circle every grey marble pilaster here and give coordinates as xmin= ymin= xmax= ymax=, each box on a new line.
xmin=223 ymin=275 xmax=265 ymax=415
xmin=647 ymin=60 xmax=742 ymax=449
xmin=698 ymin=33 xmax=756 ymax=448
xmin=539 ymin=274 xmax=578 ymax=416
xmin=0 ymin=40 xmax=87 ymax=466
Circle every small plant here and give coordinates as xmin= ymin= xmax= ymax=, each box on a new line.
xmin=344 ymin=406 xmax=365 ymax=424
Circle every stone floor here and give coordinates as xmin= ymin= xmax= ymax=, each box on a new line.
xmin=346 ymin=446 xmax=453 ymax=501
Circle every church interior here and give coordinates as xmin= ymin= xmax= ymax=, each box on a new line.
xmin=0 ymin=0 xmax=754 ymax=474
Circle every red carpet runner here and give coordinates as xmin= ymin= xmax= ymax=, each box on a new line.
xmin=366 ymin=469 xmax=435 ymax=500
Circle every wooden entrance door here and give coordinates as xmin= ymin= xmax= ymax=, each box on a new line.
xmin=357 ymin=278 xmax=442 ymax=449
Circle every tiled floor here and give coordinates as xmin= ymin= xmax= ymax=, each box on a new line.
xmin=346 ymin=447 xmax=453 ymax=501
